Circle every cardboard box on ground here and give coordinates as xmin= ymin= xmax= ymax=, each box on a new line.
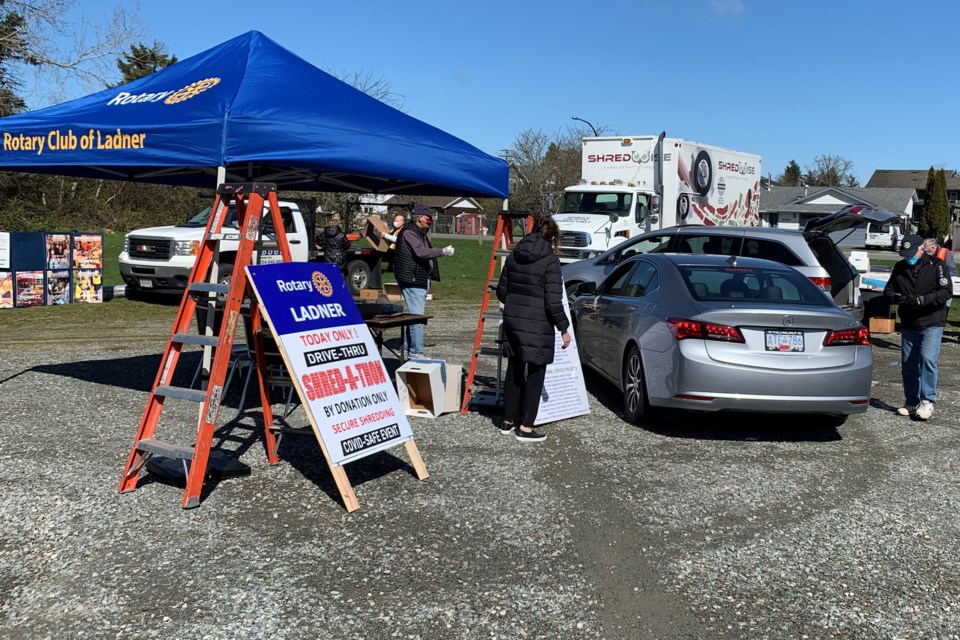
xmin=396 ymin=359 xmax=463 ymax=419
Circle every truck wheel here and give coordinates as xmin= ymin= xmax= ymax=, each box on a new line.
xmin=692 ymin=150 xmax=713 ymax=196
xmin=216 ymin=264 xmax=233 ymax=302
xmin=346 ymin=260 xmax=371 ymax=296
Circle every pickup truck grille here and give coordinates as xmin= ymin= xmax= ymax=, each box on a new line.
xmin=560 ymin=231 xmax=589 ymax=248
xmin=128 ymin=236 xmax=173 ymax=260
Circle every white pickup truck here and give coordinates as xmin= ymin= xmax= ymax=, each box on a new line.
xmin=119 ymin=200 xmax=382 ymax=296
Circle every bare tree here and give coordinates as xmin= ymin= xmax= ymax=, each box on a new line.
xmin=803 ymin=154 xmax=860 ymax=188
xmin=503 ymin=127 xmax=585 ymax=213
xmin=324 ymin=66 xmax=405 ymax=110
xmin=0 ymin=1 xmax=146 ymax=105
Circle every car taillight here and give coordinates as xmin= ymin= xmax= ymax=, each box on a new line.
xmin=809 ymin=276 xmax=831 ymax=291
xmin=823 ymin=326 xmax=870 ymax=346
xmin=667 ymin=318 xmax=745 ymax=343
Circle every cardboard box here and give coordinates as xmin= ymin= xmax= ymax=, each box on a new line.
xmin=869 ymin=317 xmax=896 ymax=334
xmin=383 ymin=282 xmax=403 ymax=302
xmin=848 ymin=251 xmax=870 ymax=273
xmin=358 ymin=288 xmax=381 ymax=301
xmin=396 ymin=360 xmax=446 ymax=418
xmin=396 ymin=360 xmax=463 ymax=418
xmin=364 ymin=215 xmax=390 ymax=252
xmin=442 ymin=364 xmax=463 ymax=414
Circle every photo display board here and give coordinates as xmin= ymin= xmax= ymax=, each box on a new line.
xmin=246 ymin=262 xmax=415 ymax=466
xmin=534 ymin=291 xmax=590 ymax=426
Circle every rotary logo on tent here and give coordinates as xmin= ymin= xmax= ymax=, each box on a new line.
xmin=165 ymin=78 xmax=221 ymax=105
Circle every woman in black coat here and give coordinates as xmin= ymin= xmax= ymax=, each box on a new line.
xmin=321 ymin=216 xmax=351 ymax=272
xmin=496 ymin=215 xmax=571 ymax=442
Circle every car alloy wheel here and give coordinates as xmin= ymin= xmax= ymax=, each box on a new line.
xmin=622 ymin=345 xmax=652 ymax=425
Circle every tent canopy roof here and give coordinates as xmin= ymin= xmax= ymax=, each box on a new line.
xmin=0 ymin=31 xmax=508 ymax=198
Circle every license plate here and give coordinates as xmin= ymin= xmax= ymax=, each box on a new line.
xmin=138 ymin=278 xmax=153 ymax=288
xmin=765 ymin=329 xmax=804 ymax=352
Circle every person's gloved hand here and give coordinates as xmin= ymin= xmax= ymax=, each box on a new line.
xmin=885 ymin=290 xmax=907 ymax=304
xmin=442 ymin=246 xmax=455 ymax=256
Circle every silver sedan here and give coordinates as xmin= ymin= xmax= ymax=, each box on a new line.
xmin=570 ymin=253 xmax=873 ymax=427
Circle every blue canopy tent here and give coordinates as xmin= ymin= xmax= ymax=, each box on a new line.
xmin=0 ymin=31 xmax=508 ymax=198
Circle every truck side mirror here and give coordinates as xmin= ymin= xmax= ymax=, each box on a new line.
xmin=609 ymin=212 xmax=619 ymax=224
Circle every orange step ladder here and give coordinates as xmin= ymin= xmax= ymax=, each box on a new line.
xmin=118 ymin=182 xmax=291 ymax=508
xmin=460 ymin=210 xmax=536 ymax=414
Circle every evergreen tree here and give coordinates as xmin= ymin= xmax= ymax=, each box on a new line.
xmin=115 ymin=42 xmax=177 ymax=85
xmin=917 ymin=167 xmax=950 ymax=240
xmin=778 ymin=160 xmax=802 ymax=186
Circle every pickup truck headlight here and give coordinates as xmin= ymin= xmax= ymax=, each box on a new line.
xmin=123 ymin=236 xmax=129 ymax=253
xmin=175 ymin=240 xmax=200 ymax=256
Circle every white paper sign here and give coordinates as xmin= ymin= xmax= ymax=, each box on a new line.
xmin=535 ymin=293 xmax=590 ymax=426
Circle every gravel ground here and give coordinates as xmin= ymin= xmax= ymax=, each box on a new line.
xmin=2 ymin=300 xmax=960 ymax=639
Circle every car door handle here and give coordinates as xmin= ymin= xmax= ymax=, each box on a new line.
xmin=289 ymin=239 xmax=301 ymax=244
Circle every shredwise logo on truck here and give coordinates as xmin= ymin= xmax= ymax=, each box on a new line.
xmin=554 ymin=135 xmax=761 ymax=263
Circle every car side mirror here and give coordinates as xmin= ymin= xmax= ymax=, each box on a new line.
xmin=575 ymin=281 xmax=597 ymax=296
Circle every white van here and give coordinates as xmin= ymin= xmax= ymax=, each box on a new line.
xmin=864 ymin=221 xmax=901 ymax=250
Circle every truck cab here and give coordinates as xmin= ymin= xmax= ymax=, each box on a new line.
xmin=554 ymin=184 xmax=654 ymax=263
xmin=119 ymin=200 xmax=307 ymax=295
xmin=119 ymin=200 xmax=384 ymax=296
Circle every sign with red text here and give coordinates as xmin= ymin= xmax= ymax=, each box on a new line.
xmin=246 ymin=262 xmax=414 ymax=466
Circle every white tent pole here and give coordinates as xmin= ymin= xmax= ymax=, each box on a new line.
xmin=216 ymin=166 xmax=226 ymax=187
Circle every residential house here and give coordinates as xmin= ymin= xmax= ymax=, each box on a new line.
xmin=866 ymin=169 xmax=960 ymax=219
xmin=383 ymin=195 xmax=487 ymax=235
xmin=759 ymin=185 xmax=916 ymax=243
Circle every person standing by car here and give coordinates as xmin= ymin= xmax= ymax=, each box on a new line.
xmin=321 ymin=215 xmax=351 ymax=274
xmin=884 ymin=234 xmax=952 ymax=421
xmin=496 ymin=215 xmax=572 ymax=442
xmin=394 ymin=204 xmax=454 ymax=358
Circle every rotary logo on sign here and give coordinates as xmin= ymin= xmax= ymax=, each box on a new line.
xmin=312 ymin=271 xmax=333 ymax=297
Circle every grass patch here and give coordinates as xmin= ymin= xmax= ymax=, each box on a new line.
xmin=428 ymin=238 xmax=500 ymax=302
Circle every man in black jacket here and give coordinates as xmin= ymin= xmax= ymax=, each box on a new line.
xmin=394 ymin=205 xmax=454 ymax=357
xmin=884 ymin=234 xmax=952 ymax=420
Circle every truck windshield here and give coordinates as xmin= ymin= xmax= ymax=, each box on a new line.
xmin=181 ymin=206 xmax=239 ymax=228
xmin=559 ymin=192 xmax=633 ymax=215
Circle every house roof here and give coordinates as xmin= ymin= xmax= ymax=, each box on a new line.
xmin=866 ymin=169 xmax=960 ymax=190
xmin=759 ymin=186 xmax=916 ymax=216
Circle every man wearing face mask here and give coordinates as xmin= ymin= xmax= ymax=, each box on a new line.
xmin=394 ymin=204 xmax=455 ymax=358
xmin=884 ymin=234 xmax=952 ymax=420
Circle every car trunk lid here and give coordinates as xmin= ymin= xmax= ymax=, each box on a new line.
xmin=693 ymin=306 xmax=863 ymax=370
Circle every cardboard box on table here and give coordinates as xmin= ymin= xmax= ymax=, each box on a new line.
xmin=396 ymin=359 xmax=463 ymax=418
xmin=358 ymin=288 xmax=381 ymax=301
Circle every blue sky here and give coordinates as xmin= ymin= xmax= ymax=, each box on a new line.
xmin=65 ymin=0 xmax=958 ymax=186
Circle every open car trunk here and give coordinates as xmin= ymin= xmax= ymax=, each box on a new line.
xmin=804 ymin=205 xmax=902 ymax=317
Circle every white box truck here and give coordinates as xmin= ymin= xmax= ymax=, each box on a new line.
xmin=555 ymin=134 xmax=762 ymax=262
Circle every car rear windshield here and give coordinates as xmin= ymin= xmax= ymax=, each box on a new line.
xmin=679 ymin=265 xmax=832 ymax=306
